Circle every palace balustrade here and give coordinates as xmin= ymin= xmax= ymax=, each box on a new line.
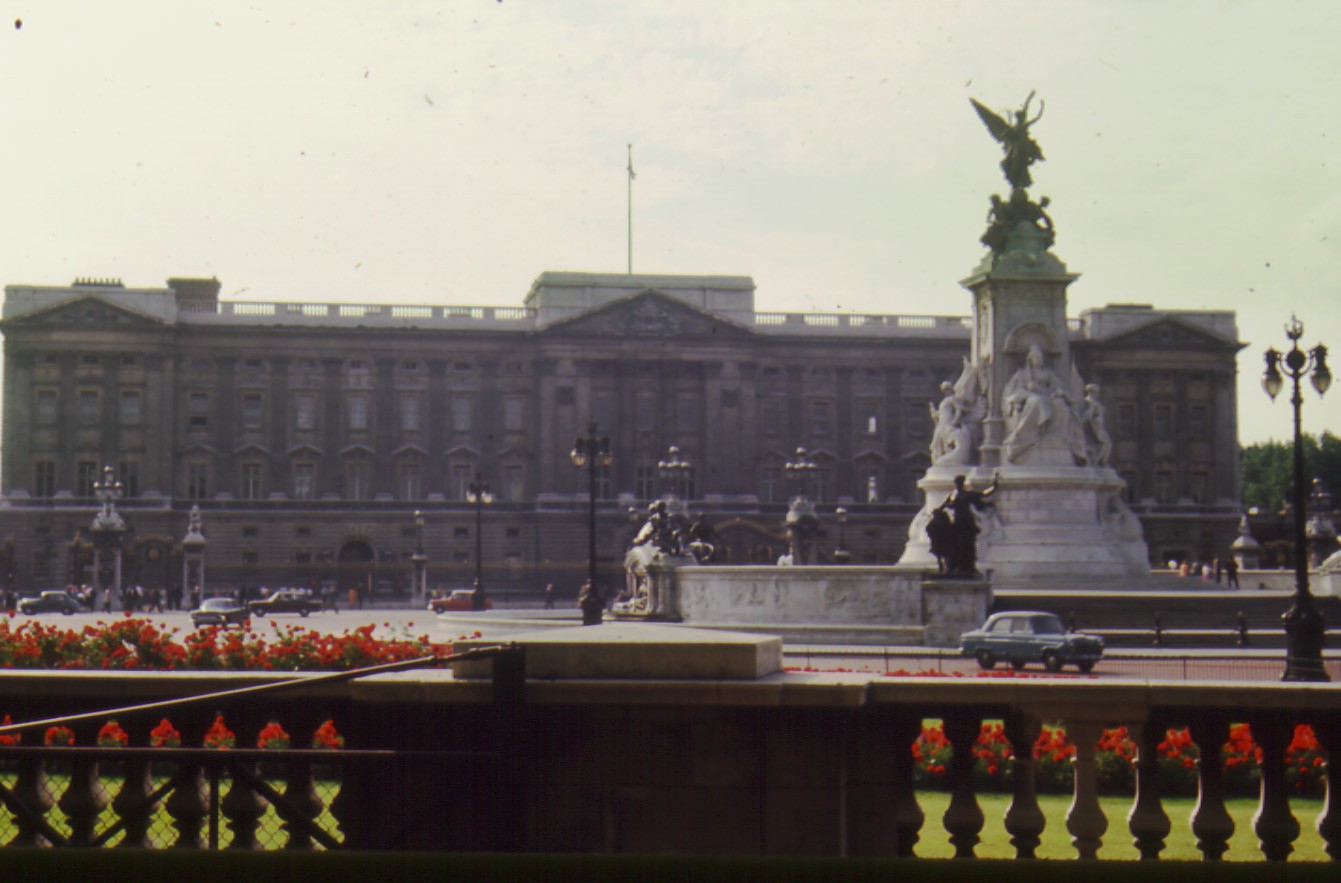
xmin=0 ymin=661 xmax=1338 ymax=861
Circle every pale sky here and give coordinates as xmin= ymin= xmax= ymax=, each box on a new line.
xmin=2 ymin=1 xmax=1338 ymax=445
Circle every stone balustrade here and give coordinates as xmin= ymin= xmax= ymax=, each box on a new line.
xmin=0 ymin=666 xmax=1338 ymax=860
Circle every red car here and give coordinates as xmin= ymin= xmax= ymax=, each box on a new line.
xmin=428 ymin=589 xmax=492 ymax=613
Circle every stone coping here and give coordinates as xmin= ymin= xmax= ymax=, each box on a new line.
xmin=4 ymin=666 xmax=1341 ymax=714
xmin=452 ymin=623 xmax=783 ymax=681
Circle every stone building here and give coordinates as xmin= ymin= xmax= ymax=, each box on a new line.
xmin=0 ymin=272 xmax=1242 ymax=598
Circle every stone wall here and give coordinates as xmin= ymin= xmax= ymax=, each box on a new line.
xmin=670 ymin=565 xmax=989 ymax=647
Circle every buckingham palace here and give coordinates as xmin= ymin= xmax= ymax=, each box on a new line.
xmin=0 ymin=271 xmax=1243 ymax=598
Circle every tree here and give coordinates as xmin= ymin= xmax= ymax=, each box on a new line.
xmin=1240 ymin=431 xmax=1341 ymax=512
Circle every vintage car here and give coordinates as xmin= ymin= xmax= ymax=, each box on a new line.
xmin=959 ymin=611 xmax=1104 ymax=673
xmin=190 ymin=597 xmax=251 ymax=629
xmin=428 ymin=588 xmax=493 ymax=613
xmin=18 ymin=590 xmax=81 ymax=615
xmin=248 ymin=589 xmax=324 ymax=617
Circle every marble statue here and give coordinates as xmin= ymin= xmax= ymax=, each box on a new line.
xmin=1002 ymin=345 xmax=1075 ymax=463
xmin=1076 ymin=383 xmax=1113 ymax=466
xmin=929 ymin=357 xmax=987 ymax=466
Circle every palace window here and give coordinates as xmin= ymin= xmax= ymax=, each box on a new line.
xmin=503 ymin=465 xmax=524 ymax=502
xmin=187 ymin=463 xmax=209 ymax=500
xmin=809 ymin=400 xmax=832 ymax=436
xmin=1153 ymin=403 xmax=1174 ymax=439
xmin=241 ymin=392 xmax=264 ymax=429
xmin=675 ymin=392 xmax=699 ymax=433
xmin=76 ymin=461 xmax=98 ymax=497
xmin=348 ymin=395 xmax=369 ymax=431
xmin=635 ymin=392 xmax=656 ymax=432
xmin=635 ymin=466 xmax=657 ymax=501
xmin=346 ymin=461 xmax=369 ymax=500
xmin=400 ymin=394 xmax=421 ymax=431
xmin=760 ymin=399 xmax=783 ymax=436
xmin=119 ymin=390 xmax=142 ymax=426
xmin=239 ymin=463 xmax=263 ymax=501
xmin=117 ymin=461 xmax=139 ymax=498
xmin=78 ymin=390 xmax=100 ymax=425
xmin=1117 ymin=403 xmax=1136 ymax=438
xmin=294 ymin=393 xmax=317 ymax=431
xmin=189 ymin=393 xmax=209 ymax=428
xmin=293 ymin=463 xmax=316 ymax=500
xmin=451 ymin=396 xmax=474 ymax=432
xmin=36 ymin=390 xmax=58 ymax=425
xmin=399 ymin=463 xmax=421 ymax=500
xmin=760 ymin=467 xmax=781 ymax=504
xmin=33 ymin=461 xmax=56 ymax=498
xmin=503 ymin=396 xmax=524 ymax=432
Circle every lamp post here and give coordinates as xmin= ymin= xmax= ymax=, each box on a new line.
xmin=1262 ymin=314 xmax=1332 ymax=682
xmin=784 ymin=446 xmax=818 ymax=502
xmin=657 ymin=445 xmax=692 ymax=502
xmin=834 ymin=506 xmax=851 ymax=565
xmin=571 ymin=421 xmax=613 ymax=625
xmin=466 ymin=473 xmax=493 ymax=610
xmin=410 ymin=510 xmax=427 ymax=608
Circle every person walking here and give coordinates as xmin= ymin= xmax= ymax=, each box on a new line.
xmin=543 ymin=583 xmax=556 ymax=610
xmin=1224 ymin=556 xmax=1240 ymax=589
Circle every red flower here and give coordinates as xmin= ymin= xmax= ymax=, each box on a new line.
xmin=203 ymin=714 xmax=236 ymax=749
xmin=149 ymin=718 xmax=181 ymax=748
xmin=257 ymin=720 xmax=291 ymax=750
xmin=0 ymin=714 xmax=20 ymax=746
xmin=312 ymin=719 xmax=345 ymax=750
xmin=44 ymin=725 xmax=75 ymax=746
xmin=97 ymin=718 xmax=129 ymax=747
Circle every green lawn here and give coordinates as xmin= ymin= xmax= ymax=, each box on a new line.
xmin=913 ymin=790 xmax=1330 ymax=862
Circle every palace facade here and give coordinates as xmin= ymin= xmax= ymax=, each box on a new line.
xmin=0 ymin=272 xmax=1243 ymax=598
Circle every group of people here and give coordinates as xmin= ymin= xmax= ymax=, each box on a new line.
xmin=1172 ymin=557 xmax=1240 ymax=588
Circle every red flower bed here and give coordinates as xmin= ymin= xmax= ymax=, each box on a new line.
xmin=911 ymin=720 xmax=1325 ymax=797
xmin=0 ymin=617 xmax=449 ymax=672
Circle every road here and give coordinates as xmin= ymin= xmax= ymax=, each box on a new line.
xmin=8 ymin=607 xmax=1338 ymax=681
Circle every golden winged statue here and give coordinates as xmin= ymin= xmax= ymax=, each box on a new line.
xmin=970 ymin=91 xmax=1045 ymax=191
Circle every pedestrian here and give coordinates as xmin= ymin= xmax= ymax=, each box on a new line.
xmin=348 ymin=587 xmax=358 ymax=610
xmin=1225 ymin=556 xmax=1240 ymax=589
xmin=543 ymin=583 xmax=556 ymax=610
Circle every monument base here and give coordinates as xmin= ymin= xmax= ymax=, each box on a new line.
xmin=900 ymin=464 xmax=1149 ymax=588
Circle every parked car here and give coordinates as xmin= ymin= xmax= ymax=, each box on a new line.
xmin=959 ymin=611 xmax=1104 ymax=673
xmin=190 ymin=597 xmax=251 ymax=629
xmin=248 ymin=590 xmax=324 ymax=617
xmin=428 ymin=588 xmax=492 ymax=613
xmin=18 ymin=590 xmax=81 ymax=616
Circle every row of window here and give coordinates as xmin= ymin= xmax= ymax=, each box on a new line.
xmin=35 ymin=389 xmax=143 ymax=427
xmin=184 ymin=391 xmax=529 ymax=434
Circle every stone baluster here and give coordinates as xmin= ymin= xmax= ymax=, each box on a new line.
xmin=278 ymin=712 xmax=328 ymax=850
xmin=1187 ymin=714 xmax=1235 ymax=860
xmin=1003 ymin=712 xmax=1045 ymax=859
xmin=8 ymin=753 xmax=57 ymax=846
xmin=112 ymin=757 xmax=157 ymax=848
xmin=57 ymin=735 xmax=111 ymax=845
xmin=165 ymin=714 xmax=211 ymax=848
xmin=219 ymin=713 xmax=269 ymax=848
xmin=1064 ymin=719 xmax=1108 ymax=860
xmin=1315 ymin=716 xmax=1341 ymax=861
xmin=891 ymin=714 xmax=925 ymax=857
xmin=941 ymin=711 xmax=984 ymax=858
xmin=1126 ymin=718 xmax=1171 ymax=860
xmin=1250 ymin=716 xmax=1300 ymax=861
xmin=164 ymin=760 xmax=210 ymax=848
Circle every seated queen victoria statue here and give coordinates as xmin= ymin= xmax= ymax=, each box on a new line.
xmin=1001 ymin=344 xmax=1086 ymax=465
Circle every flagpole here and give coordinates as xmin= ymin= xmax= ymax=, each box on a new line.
xmin=626 ymin=143 xmax=634 ymax=274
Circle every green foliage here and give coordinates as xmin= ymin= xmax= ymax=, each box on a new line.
xmin=1240 ymin=431 xmax=1341 ymax=512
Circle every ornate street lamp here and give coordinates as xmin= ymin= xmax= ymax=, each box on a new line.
xmin=834 ymin=506 xmax=851 ymax=565
xmin=571 ymin=421 xmax=613 ymax=625
xmin=658 ymin=445 xmax=692 ymax=501
xmin=1262 ymin=314 xmax=1332 ymax=682
xmin=466 ymin=473 xmax=493 ymax=610
xmin=410 ymin=509 xmax=428 ymax=607
xmin=784 ymin=446 xmax=818 ymax=502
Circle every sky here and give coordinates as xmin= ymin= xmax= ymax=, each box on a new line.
xmin=1 ymin=0 xmax=1337 ymax=445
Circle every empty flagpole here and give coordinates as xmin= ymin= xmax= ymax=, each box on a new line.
xmin=626 ymin=143 xmax=635 ymax=274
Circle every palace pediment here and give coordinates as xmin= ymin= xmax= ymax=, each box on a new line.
xmin=1094 ymin=316 xmax=1242 ymax=350
xmin=5 ymin=294 xmax=167 ymax=328
xmin=543 ymin=290 xmax=755 ymax=340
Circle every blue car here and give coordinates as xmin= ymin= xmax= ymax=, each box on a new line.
xmin=959 ymin=611 xmax=1104 ymax=673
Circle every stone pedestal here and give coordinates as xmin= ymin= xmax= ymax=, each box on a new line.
xmin=900 ymin=465 xmax=1148 ymax=587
